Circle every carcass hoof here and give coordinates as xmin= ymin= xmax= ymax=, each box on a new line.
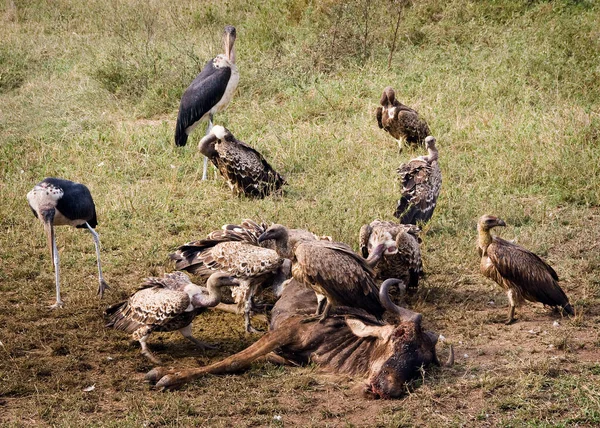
xmin=155 ymin=374 xmax=186 ymax=391
xmin=145 ymin=367 xmax=171 ymax=384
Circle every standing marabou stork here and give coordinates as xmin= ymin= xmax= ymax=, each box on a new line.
xmin=27 ymin=177 xmax=109 ymax=308
xmin=175 ymin=25 xmax=239 ymax=181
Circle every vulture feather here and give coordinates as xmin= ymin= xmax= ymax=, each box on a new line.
xmin=394 ymin=136 xmax=441 ymax=224
xmin=198 ymin=125 xmax=286 ymax=198
xmin=170 ymin=225 xmax=285 ymax=332
xmin=376 ymin=86 xmax=431 ymax=149
xmin=359 ymin=220 xmax=423 ymax=294
xmin=105 ymin=272 xmax=238 ymax=363
xmin=477 ymin=215 xmax=575 ymax=324
xmin=258 ymin=224 xmax=384 ymax=322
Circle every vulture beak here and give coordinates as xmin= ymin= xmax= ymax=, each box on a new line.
xmin=257 ymin=231 xmax=272 ymax=244
xmin=495 ymin=218 xmax=507 ymax=227
xmin=365 ymin=243 xmax=386 ymax=268
xmin=198 ymin=133 xmax=219 ymax=157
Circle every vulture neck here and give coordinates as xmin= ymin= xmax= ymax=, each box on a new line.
xmin=191 ymin=279 xmax=222 ymax=308
xmin=477 ymin=225 xmax=493 ymax=255
xmin=423 ymin=147 xmax=438 ymax=163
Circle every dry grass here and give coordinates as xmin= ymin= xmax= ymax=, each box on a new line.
xmin=1 ymin=0 xmax=600 ymax=426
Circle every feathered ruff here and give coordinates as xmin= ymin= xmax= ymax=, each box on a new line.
xmin=359 ymin=220 xmax=423 ymax=291
xmin=482 ymin=237 xmax=574 ymax=315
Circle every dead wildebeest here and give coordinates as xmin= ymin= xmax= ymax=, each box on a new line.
xmin=146 ymin=278 xmax=453 ymax=398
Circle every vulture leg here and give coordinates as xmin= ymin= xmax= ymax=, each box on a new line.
xmin=46 ymin=223 xmax=63 ymax=309
xmin=243 ymin=282 xmax=264 ymax=334
xmin=301 ymin=294 xmax=329 ymax=324
xmin=139 ymin=335 xmax=162 ymax=365
xmin=201 ymin=114 xmax=214 ymax=181
xmin=86 ymin=222 xmax=109 ymax=298
xmin=506 ymin=290 xmax=517 ymax=324
xmin=178 ymin=324 xmax=216 ymax=350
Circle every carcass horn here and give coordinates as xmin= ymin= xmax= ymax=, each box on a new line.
xmin=379 ymin=278 xmax=422 ymax=324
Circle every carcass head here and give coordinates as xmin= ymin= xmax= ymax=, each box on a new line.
xmin=346 ymin=279 xmax=451 ymax=399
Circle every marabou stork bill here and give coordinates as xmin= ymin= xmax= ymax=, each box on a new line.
xmin=27 ymin=177 xmax=109 ymax=308
xmin=175 ymin=25 xmax=239 ymax=181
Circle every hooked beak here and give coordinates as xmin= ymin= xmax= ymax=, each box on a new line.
xmin=495 ymin=218 xmax=507 ymax=227
xmin=257 ymin=231 xmax=272 ymax=244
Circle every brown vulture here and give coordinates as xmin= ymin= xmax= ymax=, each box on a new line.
xmin=198 ymin=125 xmax=286 ymax=197
xmin=105 ymin=272 xmax=238 ymax=364
xmin=376 ymin=86 xmax=431 ymax=150
xmin=257 ymin=224 xmax=383 ymax=322
xmin=394 ymin=136 xmax=442 ymax=224
xmin=477 ymin=215 xmax=575 ymax=324
xmin=170 ymin=224 xmax=285 ymax=333
xmin=359 ymin=220 xmax=423 ymax=294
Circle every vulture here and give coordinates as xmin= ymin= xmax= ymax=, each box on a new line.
xmin=175 ymin=25 xmax=239 ymax=180
xmin=257 ymin=224 xmax=383 ymax=322
xmin=394 ymin=136 xmax=442 ymax=224
xmin=477 ymin=215 xmax=575 ymax=324
xmin=359 ymin=220 xmax=423 ymax=293
xmin=170 ymin=225 xmax=285 ymax=333
xmin=27 ymin=177 xmax=108 ymax=308
xmin=376 ymin=86 xmax=431 ymax=150
xmin=198 ymin=125 xmax=287 ymax=197
xmin=105 ymin=272 xmax=238 ymax=364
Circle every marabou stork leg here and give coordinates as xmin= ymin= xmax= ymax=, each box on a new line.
xmin=46 ymin=223 xmax=63 ymax=309
xmin=86 ymin=222 xmax=109 ymax=298
xmin=201 ymin=114 xmax=214 ymax=181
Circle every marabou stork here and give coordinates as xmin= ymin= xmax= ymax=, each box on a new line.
xmin=175 ymin=25 xmax=239 ymax=181
xmin=27 ymin=177 xmax=109 ymax=308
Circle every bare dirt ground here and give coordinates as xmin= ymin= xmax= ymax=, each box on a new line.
xmin=1 ymin=208 xmax=599 ymax=427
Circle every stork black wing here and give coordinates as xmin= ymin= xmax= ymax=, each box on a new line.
xmin=44 ymin=178 xmax=97 ymax=228
xmin=175 ymin=60 xmax=232 ymax=146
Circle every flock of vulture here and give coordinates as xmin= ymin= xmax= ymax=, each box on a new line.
xmin=26 ymin=25 xmax=575 ymax=396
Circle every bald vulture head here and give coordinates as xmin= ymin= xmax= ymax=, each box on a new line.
xmin=380 ymin=86 xmax=397 ymax=107
xmin=477 ymin=215 xmax=506 ymax=232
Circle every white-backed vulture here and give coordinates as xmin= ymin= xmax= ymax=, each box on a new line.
xmin=477 ymin=215 xmax=575 ymax=324
xmin=359 ymin=220 xmax=423 ymax=293
xmin=394 ymin=136 xmax=442 ymax=225
xmin=170 ymin=228 xmax=284 ymax=333
xmin=198 ymin=125 xmax=286 ymax=197
xmin=258 ymin=224 xmax=383 ymax=322
xmin=105 ymin=272 xmax=238 ymax=364
xmin=376 ymin=87 xmax=431 ymax=149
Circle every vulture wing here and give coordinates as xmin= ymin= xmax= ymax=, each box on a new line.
xmin=175 ymin=60 xmax=232 ymax=146
xmin=487 ymin=237 xmax=571 ymax=310
xmin=395 ymin=160 xmax=441 ymax=224
xmin=215 ymin=139 xmax=286 ymax=197
xmin=293 ymin=241 xmax=383 ymax=317
xmin=197 ymin=241 xmax=283 ymax=278
xmin=105 ymin=288 xmax=190 ymax=333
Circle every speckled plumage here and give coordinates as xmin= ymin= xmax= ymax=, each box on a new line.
xmin=359 ymin=220 xmax=423 ymax=292
xmin=376 ymin=87 xmax=431 ymax=148
xmin=171 ymin=225 xmax=285 ymax=332
xmin=105 ymin=272 xmax=233 ymax=363
xmin=394 ymin=136 xmax=441 ymax=225
xmin=477 ymin=215 xmax=575 ymax=324
xmin=198 ymin=126 xmax=286 ymax=198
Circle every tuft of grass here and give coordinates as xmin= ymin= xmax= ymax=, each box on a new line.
xmin=1 ymin=0 xmax=600 ymax=426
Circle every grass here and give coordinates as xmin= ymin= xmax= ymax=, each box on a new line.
xmin=1 ymin=0 xmax=600 ymax=425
